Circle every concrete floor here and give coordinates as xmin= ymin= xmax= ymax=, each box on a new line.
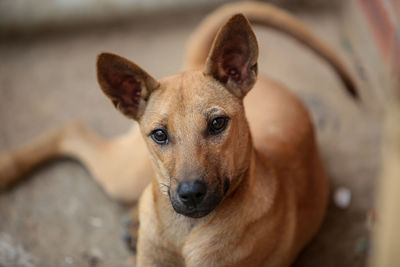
xmin=0 ymin=5 xmax=382 ymax=267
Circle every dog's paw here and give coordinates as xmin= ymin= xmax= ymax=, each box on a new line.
xmin=122 ymin=214 xmax=139 ymax=253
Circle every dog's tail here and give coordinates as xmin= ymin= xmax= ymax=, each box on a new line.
xmin=0 ymin=122 xmax=104 ymax=190
xmin=184 ymin=1 xmax=359 ymax=98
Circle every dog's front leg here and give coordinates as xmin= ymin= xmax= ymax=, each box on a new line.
xmin=136 ymin=236 xmax=184 ymax=267
xmin=122 ymin=205 xmax=140 ymax=252
xmin=136 ymin=185 xmax=185 ymax=267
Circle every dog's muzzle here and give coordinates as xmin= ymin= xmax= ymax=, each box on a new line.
xmin=170 ymin=179 xmax=225 ymax=218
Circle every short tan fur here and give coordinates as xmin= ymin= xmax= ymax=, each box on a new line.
xmin=0 ymin=2 xmax=359 ymax=266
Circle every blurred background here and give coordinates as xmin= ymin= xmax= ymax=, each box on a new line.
xmin=0 ymin=0 xmax=399 ymax=266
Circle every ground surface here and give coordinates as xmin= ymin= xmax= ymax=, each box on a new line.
xmin=0 ymin=4 xmax=382 ymax=267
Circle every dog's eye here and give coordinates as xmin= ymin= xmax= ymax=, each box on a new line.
xmin=150 ymin=129 xmax=168 ymax=145
xmin=209 ymin=116 xmax=229 ymax=135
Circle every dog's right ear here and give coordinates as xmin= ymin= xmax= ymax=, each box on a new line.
xmin=97 ymin=53 xmax=159 ymax=120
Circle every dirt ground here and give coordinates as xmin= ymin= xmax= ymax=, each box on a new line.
xmin=0 ymin=3 xmax=382 ymax=267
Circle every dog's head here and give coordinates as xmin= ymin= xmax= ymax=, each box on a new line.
xmin=97 ymin=14 xmax=258 ymax=218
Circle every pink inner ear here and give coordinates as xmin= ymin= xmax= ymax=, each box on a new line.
xmin=222 ymin=51 xmax=246 ymax=82
xmin=106 ymin=73 xmax=142 ymax=115
xmin=220 ymin=45 xmax=252 ymax=88
xmin=214 ymin=31 xmax=252 ymax=85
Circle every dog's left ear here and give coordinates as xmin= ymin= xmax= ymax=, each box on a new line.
xmin=97 ymin=52 xmax=159 ymax=120
xmin=205 ymin=14 xmax=258 ymax=98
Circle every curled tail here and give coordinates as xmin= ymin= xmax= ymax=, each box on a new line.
xmin=184 ymin=1 xmax=359 ymax=98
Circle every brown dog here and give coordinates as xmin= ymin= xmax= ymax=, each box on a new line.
xmin=0 ymin=2 xmax=358 ymax=266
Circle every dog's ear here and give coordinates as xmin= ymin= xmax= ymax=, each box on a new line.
xmin=97 ymin=53 xmax=159 ymax=120
xmin=205 ymin=14 xmax=258 ymax=98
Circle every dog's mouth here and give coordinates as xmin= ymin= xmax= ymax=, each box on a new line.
xmin=174 ymin=206 xmax=216 ymax=218
xmin=170 ymin=195 xmax=222 ymax=218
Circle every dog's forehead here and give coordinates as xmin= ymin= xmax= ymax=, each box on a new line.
xmin=159 ymin=71 xmax=233 ymax=106
xmin=142 ymin=71 xmax=240 ymax=126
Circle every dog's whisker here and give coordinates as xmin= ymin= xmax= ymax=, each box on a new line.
xmin=159 ymin=182 xmax=170 ymax=196
xmin=160 ymin=182 xmax=170 ymax=189
xmin=172 ymin=178 xmax=180 ymax=185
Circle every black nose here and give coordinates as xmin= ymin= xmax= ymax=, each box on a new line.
xmin=177 ymin=180 xmax=207 ymax=207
